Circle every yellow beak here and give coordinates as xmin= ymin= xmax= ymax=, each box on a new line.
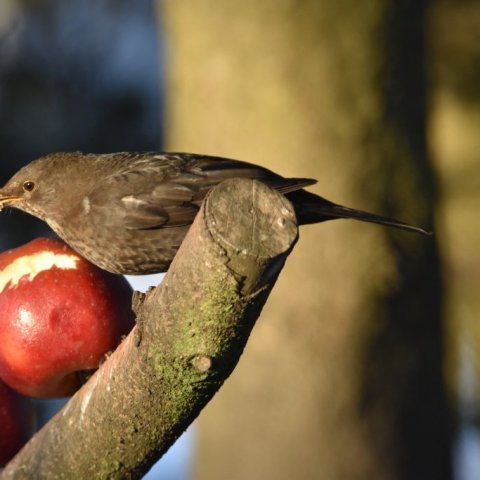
xmin=0 ymin=194 xmax=21 ymax=210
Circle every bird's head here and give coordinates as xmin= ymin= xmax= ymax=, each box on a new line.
xmin=0 ymin=153 xmax=94 ymax=222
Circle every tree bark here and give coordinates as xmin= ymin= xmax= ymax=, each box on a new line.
xmin=1 ymin=179 xmax=298 ymax=480
xmin=160 ymin=1 xmax=451 ymax=479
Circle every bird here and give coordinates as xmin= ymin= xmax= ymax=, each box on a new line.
xmin=0 ymin=152 xmax=430 ymax=275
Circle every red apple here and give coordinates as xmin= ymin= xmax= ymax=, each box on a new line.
xmin=0 ymin=379 xmax=36 ymax=466
xmin=0 ymin=237 xmax=135 ymax=397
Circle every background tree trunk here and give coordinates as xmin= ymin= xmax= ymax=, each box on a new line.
xmin=160 ymin=1 xmax=451 ymax=479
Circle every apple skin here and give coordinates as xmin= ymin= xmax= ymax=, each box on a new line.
xmin=0 ymin=379 xmax=36 ymax=466
xmin=0 ymin=237 xmax=135 ymax=397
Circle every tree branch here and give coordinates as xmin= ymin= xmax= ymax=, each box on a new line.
xmin=1 ymin=178 xmax=298 ymax=480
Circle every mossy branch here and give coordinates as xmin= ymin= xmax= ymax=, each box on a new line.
xmin=1 ymin=178 xmax=298 ymax=480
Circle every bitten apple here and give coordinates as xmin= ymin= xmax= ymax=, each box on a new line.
xmin=0 ymin=237 xmax=135 ymax=397
xmin=0 ymin=379 xmax=36 ymax=466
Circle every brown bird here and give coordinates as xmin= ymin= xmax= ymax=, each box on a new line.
xmin=0 ymin=152 xmax=429 ymax=275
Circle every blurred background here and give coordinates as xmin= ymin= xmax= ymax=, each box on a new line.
xmin=0 ymin=0 xmax=478 ymax=479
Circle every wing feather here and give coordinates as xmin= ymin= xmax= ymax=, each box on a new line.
xmin=82 ymin=152 xmax=316 ymax=231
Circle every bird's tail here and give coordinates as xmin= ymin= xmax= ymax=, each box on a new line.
xmin=287 ymin=190 xmax=431 ymax=236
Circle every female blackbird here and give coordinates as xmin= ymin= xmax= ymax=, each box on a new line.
xmin=0 ymin=152 xmax=429 ymax=274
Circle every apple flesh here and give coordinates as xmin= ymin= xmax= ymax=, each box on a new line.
xmin=0 ymin=237 xmax=135 ymax=397
xmin=0 ymin=379 xmax=36 ymax=466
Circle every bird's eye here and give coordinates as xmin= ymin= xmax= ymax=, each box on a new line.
xmin=23 ymin=181 xmax=35 ymax=192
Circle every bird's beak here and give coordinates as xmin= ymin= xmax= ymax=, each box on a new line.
xmin=0 ymin=191 xmax=21 ymax=211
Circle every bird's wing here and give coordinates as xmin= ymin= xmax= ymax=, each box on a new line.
xmin=85 ymin=153 xmax=316 ymax=230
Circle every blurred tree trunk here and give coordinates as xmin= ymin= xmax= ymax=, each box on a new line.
xmin=430 ymin=0 xmax=480 ymax=424
xmin=160 ymin=1 xmax=452 ymax=479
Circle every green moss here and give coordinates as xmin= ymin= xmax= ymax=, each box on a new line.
xmin=164 ymin=272 xmax=241 ymax=360
xmin=144 ymin=271 xmax=244 ymax=429
xmin=96 ymin=458 xmax=122 ymax=479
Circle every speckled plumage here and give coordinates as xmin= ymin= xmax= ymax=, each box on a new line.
xmin=0 ymin=152 xmax=429 ymax=274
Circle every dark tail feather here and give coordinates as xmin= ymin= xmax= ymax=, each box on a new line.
xmin=287 ymin=190 xmax=432 ymax=236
